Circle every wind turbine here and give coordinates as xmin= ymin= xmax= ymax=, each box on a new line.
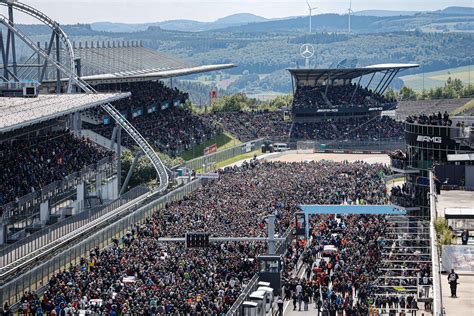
xmin=348 ymin=0 xmax=353 ymax=33
xmin=306 ymin=1 xmax=317 ymax=33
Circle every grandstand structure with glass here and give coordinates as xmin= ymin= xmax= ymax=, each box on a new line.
xmin=288 ymin=64 xmax=419 ymax=120
xmin=288 ymin=64 xmax=419 ymax=151
xmin=0 ymin=0 xmax=233 ymax=250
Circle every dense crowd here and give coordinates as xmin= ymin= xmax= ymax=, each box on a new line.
xmin=0 ymin=130 xmax=112 ymax=206
xmin=406 ymin=111 xmax=451 ymax=126
xmin=85 ymin=81 xmax=224 ymax=157
xmin=282 ymin=214 xmax=430 ymax=315
xmin=86 ymin=107 xmax=222 ymax=157
xmin=291 ymin=116 xmax=404 ymax=141
xmin=92 ymin=81 xmax=189 ymax=119
xmin=201 ymin=111 xmax=291 ymax=142
xmin=13 ymin=159 xmax=391 ymax=314
xmin=199 ymin=111 xmax=404 ymax=143
xmin=292 ymin=84 xmax=393 ymax=109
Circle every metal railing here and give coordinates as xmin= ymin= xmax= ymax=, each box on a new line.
xmin=0 ymin=179 xmax=202 ymax=306
xmin=0 ymin=185 xmax=149 ymax=268
xmin=390 ymin=157 xmax=408 ymax=170
xmin=0 ymin=156 xmax=115 ymax=223
xmin=185 ymin=138 xmax=266 ymax=170
xmin=226 ymin=274 xmax=260 ymax=316
xmin=429 ymin=171 xmax=443 ymax=316
xmin=318 ymin=139 xmax=405 ymax=151
xmin=390 ymin=195 xmax=419 ymax=208
xmin=226 ymin=228 xmax=294 ymax=316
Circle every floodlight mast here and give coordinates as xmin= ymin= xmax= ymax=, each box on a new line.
xmin=306 ymin=1 xmax=317 ymax=33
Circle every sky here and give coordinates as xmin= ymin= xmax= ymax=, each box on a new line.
xmin=6 ymin=0 xmax=474 ymax=24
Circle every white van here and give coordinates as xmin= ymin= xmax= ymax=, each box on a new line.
xmin=273 ymin=143 xmax=289 ymax=152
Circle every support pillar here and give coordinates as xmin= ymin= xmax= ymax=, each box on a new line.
xmin=116 ymin=126 xmax=122 ymax=196
xmin=75 ymin=182 xmax=86 ymax=214
xmin=267 ymin=215 xmax=276 ymax=255
xmin=0 ymin=224 xmax=6 ymax=245
xmin=96 ymin=171 xmax=102 ymax=196
xmin=40 ymin=200 xmax=50 ymax=226
xmin=55 ymin=32 xmax=61 ymax=93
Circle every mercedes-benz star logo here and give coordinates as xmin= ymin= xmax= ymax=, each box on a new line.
xmin=300 ymin=44 xmax=315 ymax=59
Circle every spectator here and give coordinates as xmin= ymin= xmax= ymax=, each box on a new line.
xmin=461 ymin=229 xmax=469 ymax=245
xmin=24 ymin=159 xmax=392 ymax=314
xmin=448 ymin=269 xmax=459 ymax=297
xmin=0 ymin=130 xmax=112 ymax=206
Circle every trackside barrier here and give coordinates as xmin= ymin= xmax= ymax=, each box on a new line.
xmin=226 ymin=274 xmax=260 ymax=316
xmin=0 ymin=179 xmax=202 ymax=306
xmin=185 ymin=138 xmax=266 ymax=171
xmin=226 ymin=228 xmax=294 ymax=315
xmin=0 ymin=186 xmax=149 ymax=268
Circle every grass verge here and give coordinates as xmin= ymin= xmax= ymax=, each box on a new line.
xmin=180 ymin=132 xmax=241 ymax=161
xmin=451 ymin=99 xmax=474 ymax=116
xmin=214 ymin=149 xmax=262 ymax=169
xmin=195 ymin=149 xmax=263 ymax=173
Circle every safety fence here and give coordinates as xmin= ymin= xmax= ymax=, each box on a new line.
xmin=429 ymin=171 xmax=443 ymax=316
xmin=0 ymin=179 xmax=202 ymax=306
xmin=310 ymin=139 xmax=405 ymax=151
xmin=0 ymin=156 xmax=116 ymax=224
xmin=185 ymin=138 xmax=266 ymax=171
xmin=226 ymin=274 xmax=260 ymax=316
xmin=226 ymin=228 xmax=294 ymax=316
xmin=0 ymin=185 xmax=148 ymax=269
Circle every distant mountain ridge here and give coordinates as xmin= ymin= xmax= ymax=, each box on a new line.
xmin=353 ymin=10 xmax=419 ymax=17
xmin=90 ymin=6 xmax=473 ymax=33
xmin=91 ymin=13 xmax=269 ymax=33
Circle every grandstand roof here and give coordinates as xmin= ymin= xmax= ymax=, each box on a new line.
xmin=41 ymin=43 xmax=235 ymax=85
xmin=288 ymin=63 xmax=419 ymax=82
xmin=0 ymin=93 xmax=130 ymax=134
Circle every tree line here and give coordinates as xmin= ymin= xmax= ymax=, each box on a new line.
xmin=386 ymin=78 xmax=474 ymax=101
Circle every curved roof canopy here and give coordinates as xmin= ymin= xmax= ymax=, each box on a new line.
xmin=288 ymin=63 xmax=419 ymax=82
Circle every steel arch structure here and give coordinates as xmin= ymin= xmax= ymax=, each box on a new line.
xmin=0 ymin=0 xmax=76 ymax=92
xmin=0 ymin=1 xmax=170 ymax=192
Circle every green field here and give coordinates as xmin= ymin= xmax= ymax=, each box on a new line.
xmin=400 ymin=65 xmax=474 ymax=92
xmin=214 ymin=149 xmax=262 ymax=169
xmin=180 ymin=132 xmax=241 ymax=161
xmin=195 ymin=149 xmax=263 ymax=173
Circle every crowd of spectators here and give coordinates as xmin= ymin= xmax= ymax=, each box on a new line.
xmin=13 ymin=159 xmax=391 ymax=314
xmin=406 ymin=111 xmax=451 ymax=126
xmin=282 ymin=214 xmax=430 ymax=315
xmin=0 ymin=130 xmax=112 ymax=206
xmin=291 ymin=116 xmax=404 ymax=141
xmin=84 ymin=81 xmax=224 ymax=157
xmin=292 ymin=84 xmax=393 ymax=109
xmin=201 ymin=111 xmax=291 ymax=142
xmin=86 ymin=107 xmax=222 ymax=157
xmin=91 ymin=81 xmax=189 ymax=120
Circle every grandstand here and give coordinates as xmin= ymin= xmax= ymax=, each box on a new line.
xmin=38 ymin=41 xmax=234 ymax=87
xmin=0 ymin=93 xmax=128 ymax=133
xmin=0 ymin=0 xmax=236 ymax=251
xmin=0 ymin=1 xmax=467 ymax=316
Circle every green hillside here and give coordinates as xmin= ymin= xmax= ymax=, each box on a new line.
xmin=400 ymin=65 xmax=474 ymax=91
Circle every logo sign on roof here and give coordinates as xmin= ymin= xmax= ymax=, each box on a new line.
xmin=300 ymin=44 xmax=315 ymax=59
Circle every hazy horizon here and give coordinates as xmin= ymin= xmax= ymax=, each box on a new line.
xmin=5 ymin=0 xmax=473 ymax=24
